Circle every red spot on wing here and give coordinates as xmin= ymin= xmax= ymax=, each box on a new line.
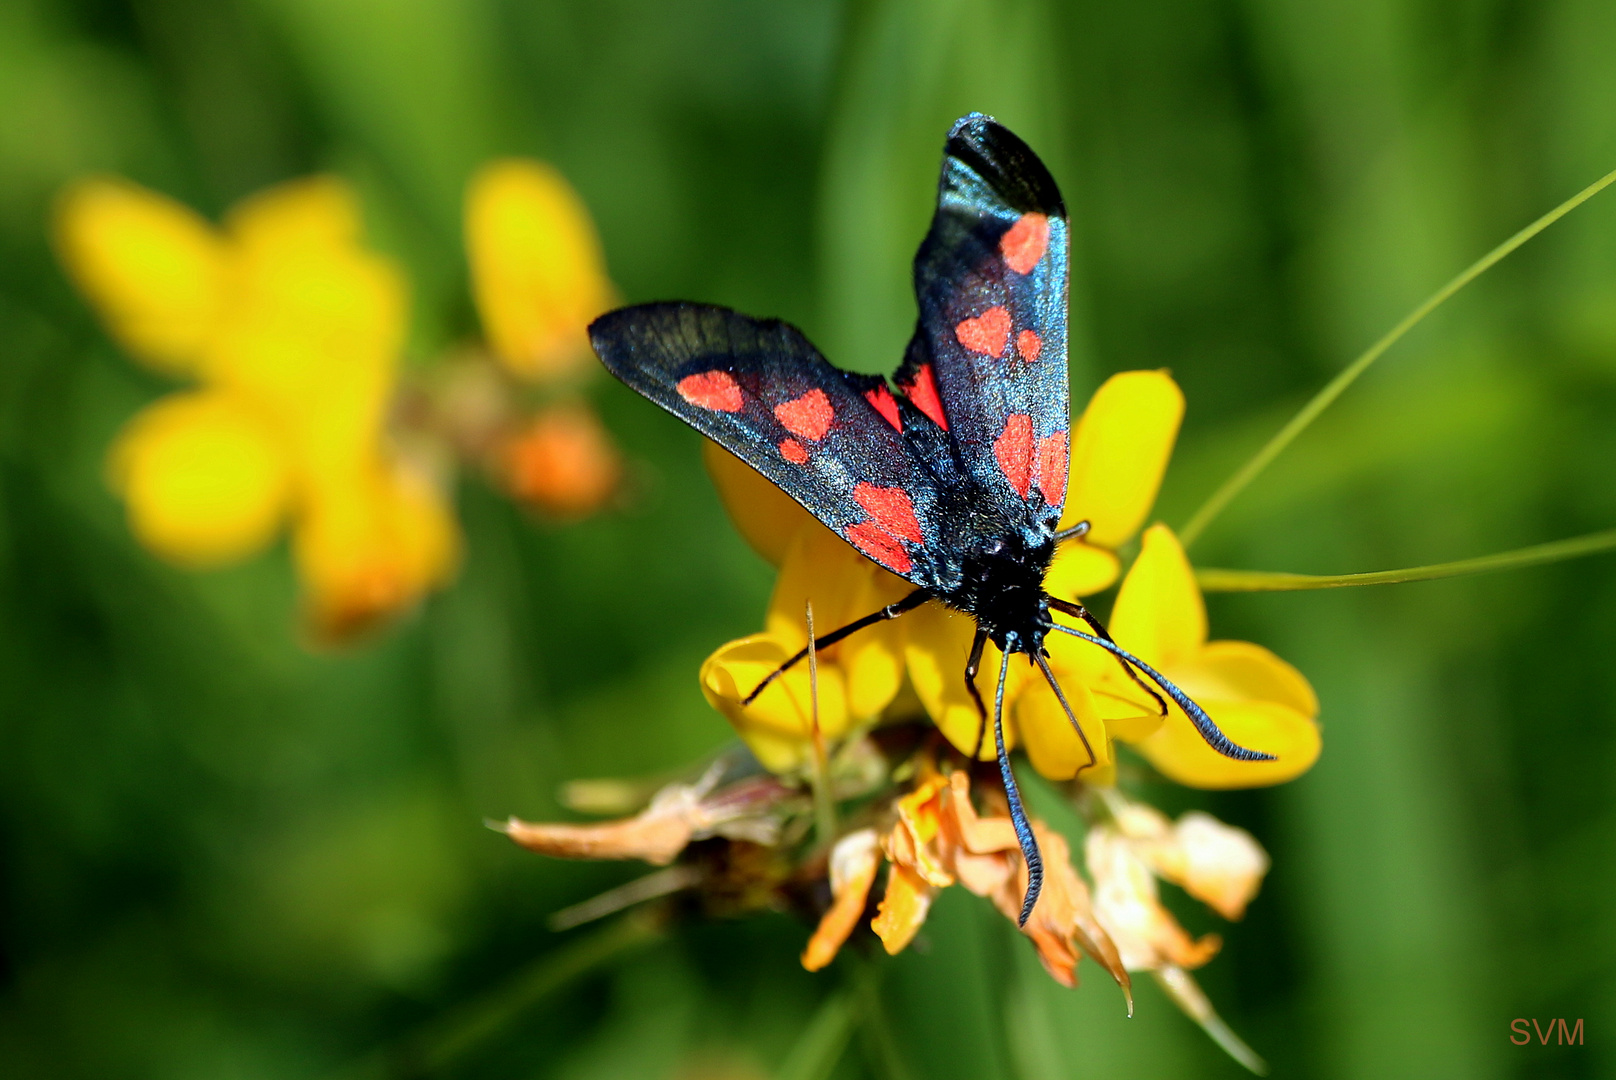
xmin=846 ymin=522 xmax=913 ymax=574
xmin=1016 ymin=329 xmax=1042 ymax=363
xmin=955 ymin=306 xmax=1011 ymax=357
xmin=779 ymin=438 xmax=809 ymax=465
xmin=677 ymin=370 xmax=743 ymax=412
xmin=1036 ymin=433 xmax=1068 ymax=508
xmin=1000 ymin=212 xmax=1050 ymax=274
xmin=774 ymin=388 xmax=834 ymax=440
xmin=854 ymin=483 xmax=922 ymax=543
xmin=900 ymin=364 xmax=948 ymax=431
xmin=864 ymin=385 xmax=902 ymax=431
xmin=994 ymin=413 xmax=1034 ymax=499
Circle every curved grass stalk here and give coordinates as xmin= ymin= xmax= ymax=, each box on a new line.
xmin=1179 ymin=166 xmax=1616 ymax=549
xmin=1196 ymin=528 xmax=1616 ymax=592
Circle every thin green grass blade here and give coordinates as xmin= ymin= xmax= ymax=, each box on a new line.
xmin=1196 ymin=528 xmax=1616 ymax=592
xmin=338 ymin=907 xmax=666 ymax=1078
xmin=1178 ymin=166 xmax=1616 ymax=548
xmin=776 ymin=990 xmax=858 ymax=1080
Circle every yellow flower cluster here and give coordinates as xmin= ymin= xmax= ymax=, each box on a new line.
xmin=701 ymin=371 xmax=1320 ymax=789
xmin=55 ymin=176 xmax=454 ymax=638
xmin=54 ymin=157 xmax=618 ymax=638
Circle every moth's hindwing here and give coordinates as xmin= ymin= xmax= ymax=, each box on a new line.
xmin=590 ymin=302 xmax=948 ymax=583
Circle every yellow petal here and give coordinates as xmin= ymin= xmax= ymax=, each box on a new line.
xmin=1059 ymin=370 xmax=1184 ymax=546
xmin=1109 ymin=524 xmax=1205 ymax=669
xmin=1133 ymin=698 xmax=1320 ymax=789
xmin=1163 ymin=812 xmax=1269 ymax=920
xmin=110 ymin=392 xmax=289 ymax=565
xmin=53 ymin=177 xmax=225 ymax=375
xmin=1086 ymin=825 xmax=1221 ymax=971
xmin=466 ymin=159 xmax=615 ymax=381
xmin=1042 ymin=613 xmax=1166 ymax=741
xmin=294 ymin=461 xmax=459 ymax=641
xmin=1014 ymin=668 xmax=1111 ymax=780
xmin=904 ymin=604 xmax=1034 ymax=760
xmin=226 ymin=175 xmax=361 ymax=253
xmin=765 ymin=523 xmax=910 ymax=720
xmin=1175 ymin=639 xmax=1319 ymax=717
xmin=213 ymin=180 xmax=407 ymax=474
xmin=700 ymin=633 xmax=849 ymax=774
xmin=1103 ymin=708 xmax=1166 ymax=743
xmin=802 ymin=829 xmax=882 ymax=971
xmin=871 ymin=862 xmax=935 ymax=955
xmin=702 ymin=439 xmax=821 ymax=567
xmin=383 ymin=461 xmax=460 ymax=592
xmin=1042 ymin=539 xmax=1120 ymax=600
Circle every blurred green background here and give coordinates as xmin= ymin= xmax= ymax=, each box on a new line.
xmin=2 ymin=0 xmax=1615 ymax=1077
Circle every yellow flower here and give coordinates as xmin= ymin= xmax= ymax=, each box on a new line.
xmin=800 ymin=828 xmax=882 ymax=971
xmin=459 ymin=159 xmax=624 ymax=520
xmin=55 ymin=174 xmax=458 ymax=638
xmin=698 ymin=369 xmax=1318 ymax=789
xmin=465 ymin=159 xmax=616 ymax=382
xmin=1066 ymin=525 xmax=1321 ymax=788
xmin=1044 ymin=370 xmax=1185 ymax=599
xmin=1085 ymin=820 xmax=1221 ymax=972
xmin=699 ymin=464 xmax=913 ymax=773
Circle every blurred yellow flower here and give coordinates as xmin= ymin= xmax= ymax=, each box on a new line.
xmin=465 ymin=159 xmax=616 ymax=382
xmin=459 ymin=158 xmax=624 ymax=520
xmin=699 ymin=370 xmax=1318 ymax=789
xmin=55 ymin=174 xmax=458 ymax=638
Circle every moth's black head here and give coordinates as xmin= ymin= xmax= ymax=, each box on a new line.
xmin=950 ymin=526 xmax=1055 ymax=653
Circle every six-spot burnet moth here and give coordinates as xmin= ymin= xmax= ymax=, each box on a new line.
xmin=589 ymin=113 xmax=1273 ymax=924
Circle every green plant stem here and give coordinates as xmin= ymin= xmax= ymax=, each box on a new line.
xmin=853 ymin=959 xmax=913 ymax=1080
xmin=805 ymin=601 xmax=838 ymax=848
xmin=1178 ymin=166 xmax=1616 ymax=549
xmin=775 ymin=991 xmax=858 ymax=1080
xmin=1196 ymin=528 xmax=1616 ymax=592
xmin=342 ymin=907 xmax=665 ymax=1078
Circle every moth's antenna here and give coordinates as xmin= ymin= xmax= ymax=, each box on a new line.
xmin=1046 ymin=596 xmax=1166 ymax=719
xmin=1046 ymin=622 xmax=1275 ymax=762
xmin=965 ymin=627 xmax=990 ymax=762
xmin=1033 ymin=650 xmax=1096 ymax=773
xmin=994 ymin=652 xmax=1043 ymax=925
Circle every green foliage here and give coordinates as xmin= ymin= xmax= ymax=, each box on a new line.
xmin=1 ymin=0 xmax=1614 ymax=1077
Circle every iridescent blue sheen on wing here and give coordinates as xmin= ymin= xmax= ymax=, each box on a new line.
xmin=589 ymin=302 xmax=952 ymax=586
xmin=896 ymin=113 xmax=1071 ymax=531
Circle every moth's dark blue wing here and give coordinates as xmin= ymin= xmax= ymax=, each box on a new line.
xmin=591 ymin=302 xmax=949 ymax=586
xmin=895 ymin=113 xmax=1071 ymax=529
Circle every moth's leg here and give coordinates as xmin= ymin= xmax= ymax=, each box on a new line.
xmin=1046 ymin=595 xmax=1167 ymax=719
xmin=1052 ymin=518 xmax=1090 ymax=544
xmin=993 ymin=652 xmax=1042 ymax=925
xmin=964 ymin=627 xmax=990 ymax=761
xmin=1033 ymin=650 xmax=1096 ymax=772
xmin=742 ymin=588 xmax=931 ymax=706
